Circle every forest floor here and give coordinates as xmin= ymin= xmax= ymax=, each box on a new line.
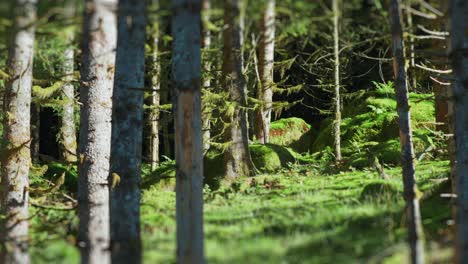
xmin=29 ymin=160 xmax=452 ymax=264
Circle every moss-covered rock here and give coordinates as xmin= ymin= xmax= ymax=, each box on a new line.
xmin=312 ymin=82 xmax=436 ymax=168
xmin=250 ymin=144 xmax=296 ymax=172
xmin=143 ymin=143 xmax=299 ymax=190
xmin=269 ymin=117 xmax=315 ymax=153
xmin=359 ymin=181 xmax=401 ymax=202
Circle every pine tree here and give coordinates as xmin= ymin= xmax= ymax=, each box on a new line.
xmin=254 ymin=0 xmax=275 ymax=144
xmin=109 ymin=0 xmax=147 ymax=262
xmin=388 ymin=0 xmax=424 ymax=263
xmin=59 ymin=0 xmax=78 ymax=163
xmin=202 ymin=0 xmax=212 ymax=152
xmin=332 ymin=0 xmax=342 ymax=162
xmin=223 ymin=0 xmax=254 ymax=179
xmin=0 ymin=0 xmax=37 ymax=263
xmin=149 ymin=0 xmax=160 ymax=171
xmin=171 ymin=0 xmax=205 ymax=262
xmin=77 ymin=0 xmax=118 ymax=262
xmin=449 ymin=0 xmax=468 ymax=262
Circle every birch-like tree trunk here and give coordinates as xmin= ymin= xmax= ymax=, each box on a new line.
xmin=388 ymin=1 xmax=424 ymax=263
xmin=0 ymin=1 xmax=37 ymax=263
xmin=171 ymin=0 xmax=205 ymax=263
xmin=202 ymin=0 xmax=212 ymax=152
xmin=223 ymin=0 xmax=254 ymax=179
xmin=77 ymin=0 xmax=117 ymax=263
xmin=332 ymin=0 xmax=342 ymax=162
xmin=449 ymin=0 xmax=468 ymax=262
xmin=109 ymin=0 xmax=146 ymax=263
xmin=254 ymin=0 xmax=275 ymax=144
xmin=149 ymin=0 xmax=160 ymax=172
xmin=59 ymin=0 xmax=78 ymax=163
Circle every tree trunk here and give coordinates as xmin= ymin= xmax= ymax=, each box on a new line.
xmin=431 ymin=7 xmax=449 ymax=133
xmin=149 ymin=0 xmax=160 ymax=172
xmin=30 ymin=103 xmax=40 ymax=162
xmin=0 ymin=0 xmax=37 ymax=263
xmin=254 ymin=0 xmax=275 ymax=144
xmin=404 ymin=0 xmax=417 ymax=90
xmin=388 ymin=1 xmax=424 ymax=263
xmin=171 ymin=0 xmax=205 ymax=263
xmin=77 ymin=0 xmax=117 ymax=263
xmin=332 ymin=0 xmax=342 ymax=162
xmin=59 ymin=0 xmax=77 ymax=163
xmin=202 ymin=0 xmax=212 ymax=153
xmin=223 ymin=0 xmax=254 ymax=179
xmin=449 ymin=0 xmax=468 ymax=262
xmin=109 ymin=0 xmax=146 ymax=263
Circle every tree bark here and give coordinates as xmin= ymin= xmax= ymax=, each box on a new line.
xmin=77 ymin=0 xmax=117 ymax=263
xmin=59 ymin=0 xmax=78 ymax=163
xmin=449 ymin=0 xmax=468 ymax=263
xmin=171 ymin=0 xmax=205 ymax=263
xmin=0 ymin=1 xmax=37 ymax=263
xmin=388 ymin=1 xmax=424 ymax=263
xmin=332 ymin=0 xmax=342 ymax=162
xmin=30 ymin=103 xmax=40 ymax=162
xmin=149 ymin=0 xmax=160 ymax=171
xmin=254 ymin=0 xmax=275 ymax=144
xmin=109 ymin=0 xmax=147 ymax=263
xmin=223 ymin=0 xmax=254 ymax=179
xmin=202 ymin=0 xmax=212 ymax=153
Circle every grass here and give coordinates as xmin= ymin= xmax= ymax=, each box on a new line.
xmin=29 ymin=160 xmax=452 ymax=263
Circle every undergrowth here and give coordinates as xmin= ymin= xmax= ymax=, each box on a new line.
xmin=28 ymin=160 xmax=452 ymax=264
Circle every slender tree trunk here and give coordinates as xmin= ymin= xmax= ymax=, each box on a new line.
xmin=149 ymin=0 xmax=160 ymax=171
xmin=254 ymin=0 xmax=275 ymax=144
xmin=223 ymin=0 xmax=254 ymax=179
xmin=0 ymin=0 xmax=37 ymax=263
xmin=388 ymin=1 xmax=424 ymax=263
xmin=171 ymin=0 xmax=205 ymax=263
xmin=332 ymin=0 xmax=342 ymax=162
xmin=162 ymin=90 xmax=171 ymax=158
xmin=77 ymin=0 xmax=117 ymax=263
xmin=404 ymin=0 xmax=417 ymax=90
xmin=59 ymin=0 xmax=77 ymax=163
xmin=109 ymin=0 xmax=146 ymax=263
xmin=30 ymin=103 xmax=40 ymax=162
xmin=430 ymin=8 xmax=449 ymax=133
xmin=449 ymin=0 xmax=468 ymax=263
xmin=202 ymin=0 xmax=212 ymax=153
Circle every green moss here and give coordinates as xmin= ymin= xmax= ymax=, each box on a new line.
xmin=269 ymin=117 xmax=315 ymax=153
xmin=250 ymin=144 xmax=296 ymax=172
xmin=360 ymin=181 xmax=401 ymax=202
xmin=143 ymin=144 xmax=300 ymax=190
xmin=312 ymin=82 xmax=436 ymax=168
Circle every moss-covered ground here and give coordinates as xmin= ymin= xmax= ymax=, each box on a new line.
xmin=29 ymin=160 xmax=452 ymax=263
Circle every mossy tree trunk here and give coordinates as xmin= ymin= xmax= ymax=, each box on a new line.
xmin=449 ymin=0 xmax=468 ymax=262
xmin=332 ymin=0 xmax=342 ymax=162
xmin=171 ymin=0 xmax=205 ymax=262
xmin=202 ymin=0 xmax=212 ymax=153
xmin=0 ymin=1 xmax=37 ymax=263
xmin=149 ymin=0 xmax=160 ymax=172
xmin=254 ymin=0 xmax=275 ymax=144
xmin=77 ymin=0 xmax=117 ymax=263
xmin=59 ymin=0 xmax=77 ymax=163
xmin=388 ymin=1 xmax=424 ymax=263
xmin=223 ymin=0 xmax=254 ymax=179
xmin=109 ymin=0 xmax=147 ymax=263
